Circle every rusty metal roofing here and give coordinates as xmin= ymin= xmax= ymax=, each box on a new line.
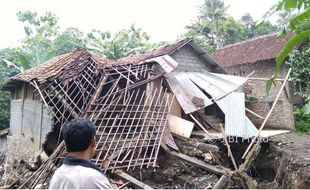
xmin=211 ymin=33 xmax=292 ymax=67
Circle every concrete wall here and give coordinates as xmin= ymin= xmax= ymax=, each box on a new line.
xmin=223 ymin=60 xmax=295 ymax=130
xmin=0 ymin=136 xmax=7 ymax=152
xmin=7 ymin=99 xmax=53 ymax=163
xmin=246 ymin=100 xmax=294 ymax=130
xmin=171 ymin=45 xmax=213 ymax=72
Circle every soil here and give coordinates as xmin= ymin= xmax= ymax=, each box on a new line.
xmin=126 ymin=151 xmax=220 ymax=189
xmin=252 ymin=133 xmax=310 ymax=189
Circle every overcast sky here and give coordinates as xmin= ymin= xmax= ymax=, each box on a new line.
xmin=0 ymin=0 xmax=279 ymax=49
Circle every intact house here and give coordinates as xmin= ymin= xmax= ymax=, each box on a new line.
xmin=1 ymin=39 xmax=227 ymax=165
xmin=212 ymin=34 xmax=295 ymax=130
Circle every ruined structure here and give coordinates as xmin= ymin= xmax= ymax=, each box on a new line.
xmin=212 ymin=34 xmax=295 ymax=130
xmin=2 ymin=39 xmax=293 ymax=189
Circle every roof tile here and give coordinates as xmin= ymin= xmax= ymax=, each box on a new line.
xmin=211 ymin=34 xmax=291 ymax=67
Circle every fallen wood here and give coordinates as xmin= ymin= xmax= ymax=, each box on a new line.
xmin=114 ymin=170 xmax=153 ymax=189
xmin=189 ymin=114 xmax=212 ymax=136
xmin=242 ymin=173 xmax=257 ymax=189
xmin=161 ymin=143 xmax=231 ymax=175
xmin=239 ymin=143 xmax=261 ymax=173
xmin=212 ymin=175 xmax=229 ymax=189
xmin=245 ymin=108 xmax=264 ymax=119
xmin=173 ymin=135 xmax=219 ymax=152
xmin=168 ymin=115 xmax=194 ymax=138
xmin=220 ymin=124 xmax=238 ymax=171
xmin=242 ymin=68 xmax=292 ymax=159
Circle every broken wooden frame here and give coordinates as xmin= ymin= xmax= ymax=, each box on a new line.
xmin=21 ymin=60 xmax=175 ymax=188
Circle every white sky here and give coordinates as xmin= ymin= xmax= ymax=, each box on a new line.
xmin=0 ymin=0 xmax=279 ymax=49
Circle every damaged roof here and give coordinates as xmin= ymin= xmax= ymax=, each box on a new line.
xmin=211 ymin=33 xmax=291 ymax=67
xmin=6 ymin=38 xmax=216 ymax=86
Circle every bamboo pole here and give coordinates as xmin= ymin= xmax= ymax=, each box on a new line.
xmin=245 ymin=108 xmax=264 ymax=119
xmin=220 ymin=124 xmax=238 ymax=171
xmin=189 ymin=114 xmax=213 ymax=136
xmin=242 ymin=68 xmax=292 ymax=159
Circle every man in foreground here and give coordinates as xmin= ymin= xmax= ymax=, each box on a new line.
xmin=49 ymin=117 xmax=113 ymax=189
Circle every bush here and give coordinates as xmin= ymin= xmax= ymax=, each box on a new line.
xmin=294 ymin=106 xmax=310 ymax=134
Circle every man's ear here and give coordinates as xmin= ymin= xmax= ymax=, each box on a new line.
xmin=91 ymin=136 xmax=96 ymax=148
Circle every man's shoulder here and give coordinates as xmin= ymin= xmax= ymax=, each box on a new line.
xmin=58 ymin=164 xmax=103 ymax=176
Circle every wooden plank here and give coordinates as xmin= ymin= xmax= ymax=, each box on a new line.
xmin=212 ymin=175 xmax=229 ymax=189
xmin=174 ymin=136 xmax=219 ymax=152
xmin=168 ymin=115 xmax=194 ymax=138
xmin=164 ymin=93 xmax=181 ymax=117
xmin=161 ymin=143 xmax=231 ymax=175
xmin=114 ymin=170 xmax=154 ymax=189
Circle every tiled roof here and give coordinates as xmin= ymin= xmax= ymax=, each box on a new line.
xmin=116 ymin=38 xmax=192 ymax=64
xmin=9 ymin=38 xmax=193 ymax=84
xmin=211 ymin=34 xmax=291 ymax=67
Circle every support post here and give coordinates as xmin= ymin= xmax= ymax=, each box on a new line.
xmin=242 ymin=68 xmax=292 ymax=159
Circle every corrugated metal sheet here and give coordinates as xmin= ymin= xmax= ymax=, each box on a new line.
xmin=186 ymin=71 xmax=247 ymax=100
xmin=216 ymin=93 xmax=257 ymax=138
xmin=167 ymin=71 xmax=257 ymax=138
xmin=166 ymin=72 xmax=213 ymax=114
xmin=145 ymin=55 xmax=178 ymax=73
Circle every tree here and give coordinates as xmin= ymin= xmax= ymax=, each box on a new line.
xmin=184 ymin=1 xmax=278 ymax=52
xmin=200 ymin=0 xmax=228 ymax=44
xmin=54 ymin=27 xmax=86 ymax=55
xmin=219 ymin=17 xmax=245 ymax=45
xmin=240 ymin=13 xmax=278 ymax=39
xmin=286 ymin=46 xmax=310 ymax=93
xmin=87 ymin=24 xmax=154 ymax=59
xmin=0 ymin=49 xmax=18 ymax=129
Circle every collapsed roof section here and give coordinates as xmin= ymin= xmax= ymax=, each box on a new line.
xmin=5 ymin=39 xmax=264 ymax=188
xmin=166 ymin=71 xmax=258 ymax=138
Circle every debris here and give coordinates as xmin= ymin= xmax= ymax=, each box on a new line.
xmin=212 ymin=175 xmax=229 ymax=189
xmin=168 ymin=115 xmax=194 ymax=138
xmin=161 ymin=143 xmax=231 ymax=176
xmin=192 ymin=96 xmax=205 ymax=108
xmin=114 ymin=170 xmax=153 ymax=189
xmin=173 ymin=136 xmax=219 ymax=153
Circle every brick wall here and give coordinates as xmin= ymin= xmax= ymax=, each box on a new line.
xmin=246 ymin=100 xmax=294 ymax=130
xmin=7 ymin=99 xmax=53 ymax=163
xmin=223 ymin=60 xmax=295 ymax=130
xmin=171 ymin=45 xmax=213 ymax=72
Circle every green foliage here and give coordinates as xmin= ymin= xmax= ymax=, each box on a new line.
xmin=54 ymin=27 xmax=86 ymax=55
xmin=0 ymin=51 xmax=17 ymax=129
xmin=294 ymin=106 xmax=310 ymax=134
xmin=87 ymin=24 xmax=154 ymax=59
xmin=184 ymin=1 xmax=278 ymax=52
xmin=245 ymin=96 xmax=258 ymax=102
xmin=219 ymin=17 xmax=245 ymax=45
xmin=286 ymin=47 xmax=310 ymax=92
xmin=263 ymin=0 xmax=310 ymax=89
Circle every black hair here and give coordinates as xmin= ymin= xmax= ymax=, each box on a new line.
xmin=62 ymin=117 xmax=96 ymax=152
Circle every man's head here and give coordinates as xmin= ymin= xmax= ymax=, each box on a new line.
xmin=62 ymin=117 xmax=96 ymax=158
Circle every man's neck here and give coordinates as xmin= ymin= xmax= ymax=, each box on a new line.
xmin=68 ymin=151 xmax=91 ymax=160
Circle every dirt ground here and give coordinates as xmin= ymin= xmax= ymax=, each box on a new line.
xmin=253 ymin=132 xmax=310 ymax=189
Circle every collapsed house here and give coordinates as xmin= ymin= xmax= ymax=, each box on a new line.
xmin=2 ymin=39 xmax=291 ymax=188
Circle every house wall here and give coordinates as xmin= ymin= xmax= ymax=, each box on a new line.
xmin=7 ymin=83 xmax=53 ymax=163
xmin=171 ymin=45 xmax=213 ymax=72
xmin=223 ymin=60 xmax=295 ymax=130
xmin=0 ymin=136 xmax=7 ymax=152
